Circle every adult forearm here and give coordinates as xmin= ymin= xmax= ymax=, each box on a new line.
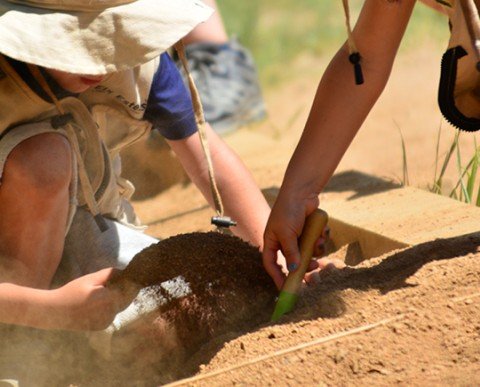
xmin=263 ymin=0 xmax=417 ymax=287
xmin=282 ymin=0 xmax=416 ymax=196
xmin=281 ymin=48 xmax=387 ymax=197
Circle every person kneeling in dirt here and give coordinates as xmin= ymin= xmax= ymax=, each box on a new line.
xmin=263 ymin=0 xmax=479 ymax=288
xmin=0 ymin=0 xmax=273 ymax=337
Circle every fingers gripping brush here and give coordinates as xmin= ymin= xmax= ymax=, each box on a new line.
xmin=271 ymin=209 xmax=329 ymax=321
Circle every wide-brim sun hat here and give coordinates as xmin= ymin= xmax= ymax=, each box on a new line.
xmin=0 ymin=0 xmax=213 ymax=75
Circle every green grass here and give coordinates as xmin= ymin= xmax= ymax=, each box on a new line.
xmin=398 ymin=125 xmax=480 ymax=207
xmin=219 ymin=1 xmax=480 ymax=206
xmin=218 ymin=1 xmax=344 ymax=85
xmin=428 ymin=128 xmax=480 ymax=206
xmin=449 ymin=136 xmax=480 ymax=204
xmin=218 ymin=1 xmax=480 ymax=206
xmin=395 ymin=121 xmax=410 ymax=186
xmin=218 ymin=0 xmax=449 ymax=86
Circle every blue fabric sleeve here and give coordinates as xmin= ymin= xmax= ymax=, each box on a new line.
xmin=143 ymin=52 xmax=197 ymax=140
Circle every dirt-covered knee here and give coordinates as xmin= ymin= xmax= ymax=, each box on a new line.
xmin=4 ymin=133 xmax=72 ymax=195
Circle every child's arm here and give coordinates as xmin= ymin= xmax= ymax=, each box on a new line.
xmin=0 ymin=268 xmax=125 ymax=330
xmin=263 ymin=0 xmax=417 ymax=289
xmin=166 ymin=123 xmax=270 ymax=249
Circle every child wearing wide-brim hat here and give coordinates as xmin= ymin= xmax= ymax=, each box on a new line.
xmin=0 ymin=0 xmax=270 ymax=349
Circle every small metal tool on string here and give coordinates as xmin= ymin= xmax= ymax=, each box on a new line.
xmin=175 ymin=41 xmax=237 ymax=233
xmin=211 ymin=216 xmax=237 ymax=229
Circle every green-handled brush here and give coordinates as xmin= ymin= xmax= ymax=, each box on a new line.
xmin=271 ymin=208 xmax=328 ymax=321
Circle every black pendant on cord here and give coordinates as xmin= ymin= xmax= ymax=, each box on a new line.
xmin=349 ymin=52 xmax=364 ymax=85
xmin=211 ymin=216 xmax=237 ymax=229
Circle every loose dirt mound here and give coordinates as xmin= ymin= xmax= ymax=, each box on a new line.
xmin=112 ymin=232 xmax=276 ymax=353
xmin=0 ymin=232 xmax=277 ymax=387
xmin=179 ymin=233 xmax=480 ymax=386
xmin=4 ymin=232 xmax=478 ymax=386
xmin=97 ymin=232 xmax=277 ymax=384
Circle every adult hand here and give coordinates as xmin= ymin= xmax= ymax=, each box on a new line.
xmin=49 ymin=268 xmax=129 ymax=331
xmin=263 ymin=192 xmax=320 ymax=289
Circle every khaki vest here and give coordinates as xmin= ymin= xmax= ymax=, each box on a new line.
xmin=0 ymin=55 xmax=159 ymax=223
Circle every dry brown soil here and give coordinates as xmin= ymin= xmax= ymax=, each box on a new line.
xmin=177 ymin=234 xmax=480 ymax=386
xmin=1 ymin=42 xmax=479 ymax=386
xmin=122 ymin=43 xmax=480 ymax=386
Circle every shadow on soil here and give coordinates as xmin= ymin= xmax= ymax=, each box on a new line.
xmin=323 ymin=170 xmax=401 ymax=200
xmin=263 ymin=170 xmax=400 ymax=208
xmin=3 ymin=232 xmax=478 ymax=386
xmin=177 ymin=232 xmax=480 ymax=380
xmin=284 ymin=231 xmax=480 ymax=325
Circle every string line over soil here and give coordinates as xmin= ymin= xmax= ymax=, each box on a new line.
xmin=165 ymin=315 xmax=405 ymax=387
xmin=452 ymin=292 xmax=480 ymax=302
xmin=167 ymin=287 xmax=480 ymax=386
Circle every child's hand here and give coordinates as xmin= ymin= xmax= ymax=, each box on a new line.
xmin=50 ymin=268 xmax=127 ymax=331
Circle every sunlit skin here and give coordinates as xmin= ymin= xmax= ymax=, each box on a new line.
xmin=44 ymin=68 xmax=106 ymax=93
xmin=263 ymin=0 xmax=417 ymax=288
xmin=43 ymin=66 xmax=336 ymax=288
xmin=0 ymin=86 xmax=273 ymax=330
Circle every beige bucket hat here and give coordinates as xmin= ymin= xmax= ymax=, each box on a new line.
xmin=0 ymin=0 xmax=213 ymax=74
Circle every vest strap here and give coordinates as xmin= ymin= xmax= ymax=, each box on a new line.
xmin=26 ymin=64 xmax=108 ymax=231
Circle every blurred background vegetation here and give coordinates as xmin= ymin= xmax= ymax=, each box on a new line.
xmin=218 ymin=0 xmax=450 ymax=86
xmin=218 ymin=1 xmax=480 ymax=205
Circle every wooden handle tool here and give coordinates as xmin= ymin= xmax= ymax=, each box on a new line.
xmin=271 ymin=208 xmax=328 ymax=321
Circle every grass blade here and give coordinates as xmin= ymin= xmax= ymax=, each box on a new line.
xmin=476 ymin=176 xmax=480 ymax=206
xmin=455 ymin=137 xmax=470 ymax=203
xmin=449 ymin=152 xmax=476 ymax=196
xmin=466 ymin=149 xmax=478 ymax=201
xmin=395 ymin=121 xmax=409 ymax=186
xmin=435 ymin=130 xmax=459 ymax=194
xmin=433 ymin=122 xmax=442 ymax=186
